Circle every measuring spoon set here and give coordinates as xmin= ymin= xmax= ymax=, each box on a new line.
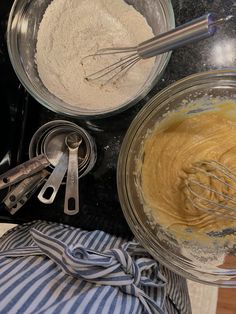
xmin=0 ymin=120 xmax=96 ymax=215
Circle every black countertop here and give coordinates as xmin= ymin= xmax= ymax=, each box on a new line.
xmin=0 ymin=0 xmax=235 ymax=239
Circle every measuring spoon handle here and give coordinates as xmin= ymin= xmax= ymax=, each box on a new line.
xmin=4 ymin=170 xmax=49 ymax=209
xmin=4 ymin=170 xmax=49 ymax=214
xmin=64 ymin=148 xmax=79 ymax=215
xmin=38 ymin=152 xmax=68 ymax=204
xmin=0 ymin=154 xmax=49 ymax=190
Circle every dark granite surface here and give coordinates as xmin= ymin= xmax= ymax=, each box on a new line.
xmin=0 ymin=0 xmax=235 ymax=239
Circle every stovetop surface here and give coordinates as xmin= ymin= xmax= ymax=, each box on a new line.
xmin=0 ymin=0 xmax=235 ymax=239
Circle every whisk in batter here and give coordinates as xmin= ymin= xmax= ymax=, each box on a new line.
xmin=140 ymin=102 xmax=236 ymax=236
xmin=36 ymin=0 xmax=155 ymax=110
xmin=182 ymin=160 xmax=236 ymax=219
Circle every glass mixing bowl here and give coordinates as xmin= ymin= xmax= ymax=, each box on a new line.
xmin=117 ymin=69 xmax=236 ymax=286
xmin=7 ymin=0 xmax=174 ymax=118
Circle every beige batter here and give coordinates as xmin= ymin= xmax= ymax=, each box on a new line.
xmin=36 ymin=0 xmax=154 ymax=110
xmin=140 ymin=103 xmax=236 ymax=237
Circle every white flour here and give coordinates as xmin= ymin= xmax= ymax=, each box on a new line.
xmin=36 ymin=0 xmax=155 ymax=111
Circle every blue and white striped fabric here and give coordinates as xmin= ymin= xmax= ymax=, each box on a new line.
xmin=0 ymin=221 xmax=191 ymax=314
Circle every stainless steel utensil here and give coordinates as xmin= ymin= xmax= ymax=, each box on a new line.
xmin=0 ymin=154 xmax=49 ymax=190
xmin=42 ymin=126 xmax=88 ymax=169
xmin=4 ymin=170 xmax=49 ymax=212
xmin=29 ymin=122 xmax=96 ymax=179
xmin=29 ymin=120 xmax=78 ymax=163
xmin=5 ymin=195 xmax=28 ymax=215
xmin=84 ymin=14 xmax=233 ymax=82
xmin=64 ymin=133 xmax=83 ymax=215
xmin=6 ymin=196 xmax=29 ymax=215
xmin=5 ymin=175 xmax=48 ymax=215
xmin=183 ymin=160 xmax=236 ymax=219
xmin=38 ymin=151 xmax=68 ymax=204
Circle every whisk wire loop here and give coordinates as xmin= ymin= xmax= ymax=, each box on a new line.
xmin=191 ymin=161 xmax=236 ymax=192
xmin=187 ymin=194 xmax=236 ymax=220
xmin=187 ymin=179 xmax=236 ymax=206
xmin=184 ymin=160 xmax=236 ymax=219
xmin=84 ymin=52 xmax=140 ymax=81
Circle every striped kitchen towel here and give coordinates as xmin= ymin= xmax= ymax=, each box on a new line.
xmin=0 ymin=221 xmax=191 ymax=314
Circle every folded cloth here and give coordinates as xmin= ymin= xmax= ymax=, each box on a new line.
xmin=0 ymin=221 xmax=191 ymax=314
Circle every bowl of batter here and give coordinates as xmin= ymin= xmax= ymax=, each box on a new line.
xmin=117 ymin=69 xmax=236 ymax=286
xmin=7 ymin=0 xmax=174 ymax=118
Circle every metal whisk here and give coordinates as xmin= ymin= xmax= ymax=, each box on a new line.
xmin=183 ymin=160 xmax=236 ymax=219
xmin=84 ymin=14 xmax=233 ymax=82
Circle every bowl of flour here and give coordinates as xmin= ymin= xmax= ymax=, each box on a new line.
xmin=7 ymin=0 xmax=174 ymax=118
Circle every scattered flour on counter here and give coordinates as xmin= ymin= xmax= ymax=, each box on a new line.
xmin=36 ymin=0 xmax=155 ymax=110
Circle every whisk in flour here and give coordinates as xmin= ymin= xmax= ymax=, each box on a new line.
xmin=36 ymin=0 xmax=155 ymax=110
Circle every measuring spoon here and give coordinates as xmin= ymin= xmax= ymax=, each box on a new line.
xmin=0 ymin=154 xmax=49 ymax=190
xmin=64 ymin=133 xmax=83 ymax=215
xmin=38 ymin=151 xmax=68 ymax=204
xmin=4 ymin=170 xmax=49 ymax=214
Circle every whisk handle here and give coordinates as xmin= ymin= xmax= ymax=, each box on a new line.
xmin=137 ymin=14 xmax=216 ymax=59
